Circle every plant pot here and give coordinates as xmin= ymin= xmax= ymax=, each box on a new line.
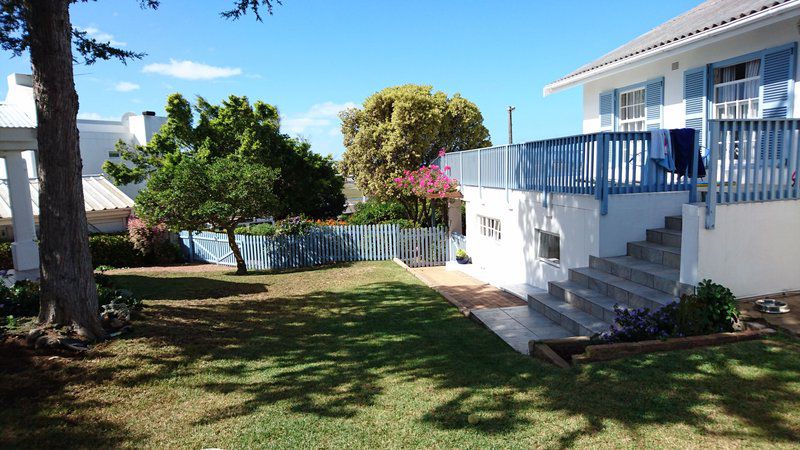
xmin=456 ymin=256 xmax=470 ymax=264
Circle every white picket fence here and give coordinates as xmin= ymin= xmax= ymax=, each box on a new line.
xmin=179 ymin=224 xmax=458 ymax=270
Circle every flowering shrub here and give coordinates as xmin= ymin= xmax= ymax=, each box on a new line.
xmin=275 ymin=216 xmax=319 ymax=236
xmin=393 ymin=149 xmax=460 ymax=198
xmin=600 ymin=279 xmax=740 ymax=343
xmin=314 ymin=218 xmax=349 ymax=226
xmin=600 ymin=303 xmax=679 ymax=343
xmin=127 ymin=216 xmax=181 ymax=264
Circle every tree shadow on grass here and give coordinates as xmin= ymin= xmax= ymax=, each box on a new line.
xmin=110 ymin=275 xmax=269 ymax=301
xmin=109 ymin=275 xmax=800 ymax=443
xmin=3 ymin=267 xmax=799 ymax=447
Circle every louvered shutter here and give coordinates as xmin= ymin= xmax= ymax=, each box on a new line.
xmin=645 ymin=78 xmax=664 ymax=130
xmin=761 ymin=45 xmax=795 ymax=161
xmin=684 ymin=66 xmax=708 ymax=151
xmin=599 ymin=91 xmax=614 ymax=131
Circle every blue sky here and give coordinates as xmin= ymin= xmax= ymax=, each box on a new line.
xmin=0 ymin=0 xmax=701 ymax=159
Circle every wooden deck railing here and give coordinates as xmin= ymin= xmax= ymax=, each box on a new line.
xmin=438 ymin=131 xmax=699 ymax=215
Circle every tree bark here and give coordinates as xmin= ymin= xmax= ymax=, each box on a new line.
xmin=225 ymin=227 xmax=248 ymax=275
xmin=25 ymin=0 xmax=105 ymax=340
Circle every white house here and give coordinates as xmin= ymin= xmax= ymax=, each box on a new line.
xmin=2 ymin=73 xmax=165 ymax=200
xmin=443 ymin=0 xmax=800 ymax=337
xmin=0 ymin=73 xmax=166 ymax=237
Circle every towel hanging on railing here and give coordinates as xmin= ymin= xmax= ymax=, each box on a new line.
xmin=649 ymin=129 xmax=676 ymax=171
xmin=669 ymin=128 xmax=706 ymax=178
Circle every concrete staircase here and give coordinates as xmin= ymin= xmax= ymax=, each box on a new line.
xmin=528 ymin=215 xmax=695 ymax=336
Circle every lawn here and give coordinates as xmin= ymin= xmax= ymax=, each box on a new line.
xmin=2 ymin=261 xmax=800 ymax=449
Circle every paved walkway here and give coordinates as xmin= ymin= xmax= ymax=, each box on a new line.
xmin=408 ymin=266 xmax=572 ymax=354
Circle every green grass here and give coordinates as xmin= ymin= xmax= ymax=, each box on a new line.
xmin=2 ymin=261 xmax=800 ymax=449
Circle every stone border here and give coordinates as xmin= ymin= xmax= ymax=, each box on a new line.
xmin=530 ymin=323 xmax=776 ymax=367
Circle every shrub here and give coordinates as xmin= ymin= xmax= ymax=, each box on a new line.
xmin=600 ymin=279 xmax=740 ymax=343
xmin=128 ymin=217 xmax=180 ymax=265
xmin=677 ymin=279 xmax=739 ymax=335
xmin=0 ymin=280 xmax=40 ymax=318
xmin=455 ymin=249 xmax=468 ymax=258
xmin=0 ymin=242 xmax=11 ymax=269
xmin=234 ymin=222 xmax=277 ymax=236
xmin=274 ymin=216 xmax=318 ymax=235
xmin=89 ymin=233 xmax=144 ymax=268
xmin=347 ymin=199 xmax=408 ymax=225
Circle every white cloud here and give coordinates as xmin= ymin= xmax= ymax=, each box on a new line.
xmin=77 ymin=112 xmax=119 ymax=121
xmin=77 ymin=26 xmax=126 ymax=47
xmin=282 ymin=101 xmax=357 ymax=134
xmin=142 ymin=59 xmax=242 ymax=80
xmin=114 ymin=81 xmax=140 ymax=92
xmin=282 ymin=101 xmax=357 ymax=157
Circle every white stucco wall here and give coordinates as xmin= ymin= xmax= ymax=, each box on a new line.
xmin=582 ymin=17 xmax=800 ymax=133
xmin=461 ymin=186 xmax=685 ymax=289
xmin=680 ymin=200 xmax=800 ymax=298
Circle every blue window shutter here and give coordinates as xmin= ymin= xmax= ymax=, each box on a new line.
xmin=761 ymin=44 xmax=795 ymax=118
xmin=599 ymin=91 xmax=614 ymax=131
xmin=684 ymin=66 xmax=708 ymax=150
xmin=645 ymin=78 xmax=664 ymax=130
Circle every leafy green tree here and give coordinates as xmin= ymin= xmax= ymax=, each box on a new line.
xmin=0 ymin=0 xmax=280 ymax=340
xmin=105 ymin=93 xmax=344 ymax=220
xmin=136 ymin=155 xmax=278 ymax=275
xmin=340 ymin=84 xmax=490 ymax=225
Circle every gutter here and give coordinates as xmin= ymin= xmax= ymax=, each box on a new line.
xmin=543 ymin=1 xmax=800 ymax=96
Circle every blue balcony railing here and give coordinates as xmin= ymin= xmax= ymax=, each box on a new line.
xmin=438 ymin=131 xmax=699 ymax=215
xmin=705 ymin=118 xmax=800 ymax=228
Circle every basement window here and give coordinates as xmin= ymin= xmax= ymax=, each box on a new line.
xmin=478 ymin=215 xmax=501 ymax=241
xmin=537 ymin=229 xmax=560 ymax=265
xmin=108 ymin=150 xmax=120 ymax=158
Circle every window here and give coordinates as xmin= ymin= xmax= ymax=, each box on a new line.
xmin=536 ymin=230 xmax=560 ymax=264
xmin=108 ymin=150 xmax=120 ymax=158
xmin=618 ymin=88 xmax=646 ymax=131
xmin=479 ymin=216 xmax=501 ymax=240
xmin=713 ymin=59 xmax=760 ymax=119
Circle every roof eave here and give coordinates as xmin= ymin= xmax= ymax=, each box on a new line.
xmin=542 ymin=1 xmax=800 ymax=97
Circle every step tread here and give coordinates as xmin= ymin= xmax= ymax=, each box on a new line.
xmin=629 ymin=240 xmax=682 ymax=255
xmin=648 ymin=227 xmax=681 ymax=236
xmin=572 ymin=266 xmax=678 ymax=307
xmin=551 ymin=280 xmax=630 ymax=312
xmin=601 ymin=255 xmax=680 ymax=280
xmin=528 ymin=292 xmax=611 ymax=334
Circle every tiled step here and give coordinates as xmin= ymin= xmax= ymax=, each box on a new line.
xmin=665 ymin=215 xmax=682 ymax=231
xmin=646 ymin=227 xmax=682 ymax=248
xmin=548 ymin=280 xmax=626 ymax=323
xmin=627 ymin=240 xmax=681 ymax=269
xmin=569 ymin=267 xmax=678 ymax=311
xmin=527 ymin=292 xmax=610 ymax=337
xmin=589 ymin=255 xmax=695 ymax=297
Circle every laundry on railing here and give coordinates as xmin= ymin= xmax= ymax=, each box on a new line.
xmin=670 ymin=128 xmax=706 ymax=178
xmin=648 ymin=128 xmax=706 ymax=180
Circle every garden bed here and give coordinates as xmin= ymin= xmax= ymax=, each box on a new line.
xmin=530 ymin=322 xmax=776 ymax=367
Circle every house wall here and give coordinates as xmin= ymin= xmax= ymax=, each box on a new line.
xmin=0 ymin=209 xmax=131 ymax=240
xmin=461 ymin=186 xmax=684 ymax=289
xmin=680 ymin=200 xmax=800 ymax=298
xmin=582 ymin=17 xmax=800 ymax=133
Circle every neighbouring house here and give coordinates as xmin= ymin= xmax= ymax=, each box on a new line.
xmin=2 ymin=73 xmax=166 ymax=200
xmin=0 ymin=175 xmax=134 ymax=241
xmin=441 ymin=0 xmax=800 ymax=337
xmin=0 ymin=73 xmax=163 ymax=279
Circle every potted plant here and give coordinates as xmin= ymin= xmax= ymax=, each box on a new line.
xmin=455 ymin=249 xmax=470 ymax=264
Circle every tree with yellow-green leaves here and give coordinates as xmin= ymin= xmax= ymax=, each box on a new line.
xmin=340 ymin=85 xmax=491 ymax=226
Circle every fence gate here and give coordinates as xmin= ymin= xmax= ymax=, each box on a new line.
xmin=397 ymin=227 xmax=448 ymax=268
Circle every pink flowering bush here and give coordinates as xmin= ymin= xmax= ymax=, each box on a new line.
xmin=127 ymin=216 xmax=179 ymax=264
xmin=393 ymin=150 xmax=459 ymax=198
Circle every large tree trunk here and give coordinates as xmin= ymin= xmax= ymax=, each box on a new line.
xmin=25 ymin=0 xmax=105 ymax=340
xmin=225 ymin=227 xmax=248 ymax=275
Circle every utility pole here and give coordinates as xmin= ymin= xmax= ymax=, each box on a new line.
xmin=507 ymin=106 xmax=515 ymax=144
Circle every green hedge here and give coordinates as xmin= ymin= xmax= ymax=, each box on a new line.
xmin=0 ymin=233 xmax=182 ymax=270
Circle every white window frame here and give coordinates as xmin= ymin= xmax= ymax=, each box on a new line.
xmin=478 ymin=215 xmax=501 ymax=241
xmin=536 ymin=229 xmax=560 ymax=265
xmin=617 ymin=87 xmax=646 ymax=132
xmin=711 ymin=71 xmax=761 ymax=119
